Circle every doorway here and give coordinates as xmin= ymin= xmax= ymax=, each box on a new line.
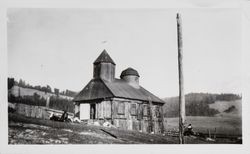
xmin=90 ymin=104 xmax=96 ymax=119
xmin=80 ymin=104 xmax=90 ymax=120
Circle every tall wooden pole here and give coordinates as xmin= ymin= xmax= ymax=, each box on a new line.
xmin=177 ymin=13 xmax=185 ymax=144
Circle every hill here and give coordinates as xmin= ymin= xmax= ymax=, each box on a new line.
xmin=9 ymin=85 xmax=73 ymax=100
xmin=163 ymin=93 xmax=241 ymax=117
xmin=210 ymin=99 xmax=241 ymax=117
xmin=8 ymin=85 xmax=75 ymax=113
xmin=8 ymin=77 xmax=78 ymax=98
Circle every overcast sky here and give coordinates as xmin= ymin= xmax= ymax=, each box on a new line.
xmin=7 ymin=8 xmax=241 ymax=98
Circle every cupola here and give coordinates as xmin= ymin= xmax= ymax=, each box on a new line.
xmin=120 ymin=67 xmax=140 ymax=88
xmin=93 ymin=49 xmax=115 ymax=82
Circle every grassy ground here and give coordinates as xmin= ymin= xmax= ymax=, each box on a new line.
xmin=8 ymin=113 xmax=233 ymax=144
xmin=164 ymin=116 xmax=242 ymax=137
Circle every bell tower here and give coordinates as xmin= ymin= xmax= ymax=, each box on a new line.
xmin=93 ymin=49 xmax=116 ymax=82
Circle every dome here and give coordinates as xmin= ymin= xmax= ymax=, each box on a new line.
xmin=120 ymin=67 xmax=140 ymax=78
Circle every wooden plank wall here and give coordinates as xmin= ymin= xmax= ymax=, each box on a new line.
xmin=151 ymin=105 xmax=164 ymax=134
xmin=102 ymin=98 xmax=164 ymax=134
xmin=96 ymin=100 xmax=112 ymax=119
xmin=79 ymin=98 xmax=164 ymax=134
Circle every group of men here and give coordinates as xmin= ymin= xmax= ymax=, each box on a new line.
xmin=49 ymin=110 xmax=81 ymax=123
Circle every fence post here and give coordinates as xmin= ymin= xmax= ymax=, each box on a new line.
xmin=214 ymin=128 xmax=216 ymax=139
xmin=207 ymin=129 xmax=211 ymax=138
xmin=46 ymin=96 xmax=50 ymax=107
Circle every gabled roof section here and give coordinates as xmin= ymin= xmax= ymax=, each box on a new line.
xmin=73 ymin=79 xmax=114 ymax=102
xmin=103 ymin=79 xmax=165 ymax=104
xmin=93 ymin=49 xmax=116 ymax=65
xmin=74 ymin=78 xmax=165 ymax=104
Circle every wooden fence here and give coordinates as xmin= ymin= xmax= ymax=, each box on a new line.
xmin=9 ymin=102 xmax=74 ymax=120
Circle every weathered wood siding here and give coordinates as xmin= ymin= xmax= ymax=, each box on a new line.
xmin=96 ymin=100 xmax=112 ymax=119
xmin=79 ymin=98 xmax=164 ymax=134
xmin=151 ymin=105 xmax=164 ymax=134
xmin=93 ymin=63 xmax=115 ymax=82
xmin=97 ymin=98 xmax=165 ymax=134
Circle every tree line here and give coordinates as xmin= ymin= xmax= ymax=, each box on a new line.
xmin=8 ymin=77 xmax=77 ymax=97
xmin=8 ymin=93 xmax=47 ymax=107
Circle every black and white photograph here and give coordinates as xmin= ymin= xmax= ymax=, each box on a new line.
xmin=6 ymin=7 xmax=243 ymax=144
xmin=1 ymin=0 xmax=250 ymax=153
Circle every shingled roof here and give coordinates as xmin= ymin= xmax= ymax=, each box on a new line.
xmin=73 ymin=79 xmax=113 ymax=102
xmin=93 ymin=49 xmax=116 ymax=65
xmin=73 ymin=78 xmax=165 ymax=104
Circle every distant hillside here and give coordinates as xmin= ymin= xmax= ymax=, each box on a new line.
xmin=8 ymin=77 xmax=78 ymax=98
xmin=8 ymin=77 xmax=79 ymax=113
xmin=163 ymin=93 xmax=241 ymax=117
xmin=210 ymin=99 xmax=242 ymax=117
xmin=10 ymin=85 xmax=73 ymax=100
xmin=9 ymin=85 xmax=76 ymax=113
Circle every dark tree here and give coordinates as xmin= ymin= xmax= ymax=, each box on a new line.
xmin=46 ymin=85 xmax=52 ymax=93
xmin=18 ymin=79 xmax=26 ymax=87
xmin=54 ymin=88 xmax=59 ymax=96
xmin=8 ymin=78 xmax=15 ymax=90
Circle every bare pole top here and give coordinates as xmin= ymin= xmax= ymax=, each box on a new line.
xmin=176 ymin=13 xmax=180 ymax=18
xmin=176 ymin=13 xmax=182 ymax=26
xmin=176 ymin=13 xmax=181 ymax=19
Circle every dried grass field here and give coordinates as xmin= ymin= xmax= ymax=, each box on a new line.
xmin=164 ymin=116 xmax=242 ymax=137
xmin=9 ymin=113 xmax=178 ymax=144
xmin=8 ymin=113 xmax=241 ymax=144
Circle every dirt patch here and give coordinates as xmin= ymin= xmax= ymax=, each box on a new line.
xmin=9 ymin=123 xmax=69 ymax=144
xmin=9 ymin=118 xmax=124 ymax=144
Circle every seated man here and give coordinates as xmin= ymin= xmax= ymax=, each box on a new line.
xmin=60 ymin=110 xmax=69 ymax=122
xmin=184 ymin=124 xmax=194 ymax=136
